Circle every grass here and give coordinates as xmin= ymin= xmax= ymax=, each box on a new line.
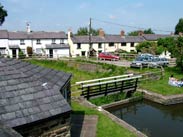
xmin=71 ymin=101 xmax=136 ymax=137
xmin=89 ymin=92 xmax=143 ymax=106
xmin=140 ymin=67 xmax=183 ymax=95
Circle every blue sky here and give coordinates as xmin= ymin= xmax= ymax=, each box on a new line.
xmin=0 ymin=0 xmax=182 ymax=34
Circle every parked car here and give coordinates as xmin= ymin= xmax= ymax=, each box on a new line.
xmin=98 ymin=52 xmax=120 ymax=61
xmin=130 ymin=56 xmax=149 ymax=68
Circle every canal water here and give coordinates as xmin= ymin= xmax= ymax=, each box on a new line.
xmin=107 ymin=100 xmax=183 ymax=137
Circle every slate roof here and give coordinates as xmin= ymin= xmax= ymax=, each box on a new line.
xmin=142 ymin=34 xmax=173 ymax=41
xmin=31 ymin=31 xmax=67 ymax=39
xmin=71 ymin=35 xmax=145 ymax=43
xmin=0 ymin=122 xmax=22 ymax=137
xmin=0 ymin=30 xmax=8 ymax=39
xmin=0 ymin=30 xmax=67 ymax=39
xmin=45 ymin=44 xmax=69 ymax=49
xmin=0 ymin=58 xmax=72 ymax=128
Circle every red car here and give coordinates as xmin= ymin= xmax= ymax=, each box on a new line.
xmin=98 ymin=52 xmax=120 ymax=61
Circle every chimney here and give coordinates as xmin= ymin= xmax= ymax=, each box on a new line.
xmin=138 ymin=30 xmax=144 ymax=36
xmin=26 ymin=22 xmax=31 ymax=33
xmin=120 ymin=30 xmax=125 ymax=37
xmin=179 ymin=32 xmax=183 ymax=36
xmin=99 ymin=29 xmax=105 ymax=37
xmin=68 ymin=28 xmax=73 ymax=38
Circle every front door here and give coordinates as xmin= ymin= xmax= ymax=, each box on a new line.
xmin=49 ymin=49 xmax=53 ymax=58
xmin=12 ymin=49 xmax=17 ymax=58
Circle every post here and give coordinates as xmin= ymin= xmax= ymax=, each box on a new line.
xmin=105 ymin=83 xmax=108 ymax=96
xmin=87 ymin=86 xmax=90 ymax=100
xmin=89 ymin=18 xmax=92 ymax=57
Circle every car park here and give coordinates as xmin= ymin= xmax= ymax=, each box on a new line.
xmin=98 ymin=52 xmax=120 ymax=61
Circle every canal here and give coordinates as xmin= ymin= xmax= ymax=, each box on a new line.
xmin=107 ymin=100 xmax=183 ymax=137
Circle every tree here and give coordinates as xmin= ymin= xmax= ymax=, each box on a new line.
xmin=128 ymin=30 xmax=139 ymax=36
xmin=76 ymin=27 xmax=99 ymax=36
xmin=144 ymin=28 xmax=155 ymax=34
xmin=175 ymin=18 xmax=183 ymax=34
xmin=173 ymin=37 xmax=183 ymax=70
xmin=128 ymin=28 xmax=155 ymax=36
xmin=136 ymin=41 xmax=158 ymax=55
xmin=157 ymin=37 xmax=175 ymax=55
xmin=0 ymin=3 xmax=8 ymax=25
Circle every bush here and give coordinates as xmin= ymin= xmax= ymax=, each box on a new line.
xmin=18 ymin=50 xmax=26 ymax=59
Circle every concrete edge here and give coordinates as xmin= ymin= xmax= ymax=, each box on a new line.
xmin=73 ymin=97 xmax=147 ymax=137
xmin=138 ymin=89 xmax=183 ymax=105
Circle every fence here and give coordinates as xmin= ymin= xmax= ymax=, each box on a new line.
xmin=75 ymin=74 xmax=142 ymax=100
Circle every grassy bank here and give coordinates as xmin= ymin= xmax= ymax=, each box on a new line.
xmin=72 ymin=101 xmax=136 ymax=137
xmin=140 ymin=67 xmax=183 ymax=95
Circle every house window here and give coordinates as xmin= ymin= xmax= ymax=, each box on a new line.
xmin=98 ymin=50 xmax=102 ymax=53
xmin=0 ymin=48 xmax=5 ymax=55
xmin=81 ymin=51 xmax=86 ymax=56
xmin=36 ymin=39 xmax=41 ymax=44
xmin=109 ymin=43 xmax=114 ymax=47
xmin=20 ymin=40 xmax=25 ymax=45
xmin=52 ymin=39 xmax=56 ymax=44
xmin=131 ymin=42 xmax=134 ymax=47
xmin=121 ymin=42 xmax=126 ymax=46
xmin=77 ymin=43 xmax=81 ymax=49
xmin=98 ymin=43 xmax=102 ymax=49
xmin=60 ymin=39 xmax=64 ymax=44
xmin=36 ymin=48 xmax=42 ymax=54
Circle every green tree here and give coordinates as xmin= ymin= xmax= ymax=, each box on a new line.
xmin=0 ymin=3 xmax=8 ymax=25
xmin=144 ymin=28 xmax=155 ymax=34
xmin=136 ymin=41 xmax=158 ymax=55
xmin=173 ymin=37 xmax=183 ymax=70
xmin=76 ymin=27 xmax=99 ymax=36
xmin=128 ymin=28 xmax=155 ymax=36
xmin=128 ymin=30 xmax=139 ymax=36
xmin=175 ymin=18 xmax=183 ymax=34
xmin=157 ymin=37 xmax=175 ymax=56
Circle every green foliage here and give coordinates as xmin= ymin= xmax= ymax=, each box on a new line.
xmin=175 ymin=18 xmax=183 ymax=34
xmin=0 ymin=3 xmax=7 ymax=25
xmin=89 ymin=92 xmax=143 ymax=106
xmin=128 ymin=30 xmax=139 ymax=36
xmin=174 ymin=37 xmax=183 ymax=70
xmin=76 ymin=27 xmax=99 ymax=36
xmin=135 ymin=41 xmax=158 ymax=54
xmin=144 ymin=28 xmax=155 ymax=34
xmin=72 ymin=101 xmax=136 ymax=137
xmin=18 ymin=50 xmax=26 ymax=59
xmin=128 ymin=28 xmax=155 ymax=36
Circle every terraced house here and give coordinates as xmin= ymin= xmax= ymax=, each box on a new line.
xmin=0 ymin=28 xmax=69 ymax=58
xmin=68 ymin=29 xmax=173 ymax=57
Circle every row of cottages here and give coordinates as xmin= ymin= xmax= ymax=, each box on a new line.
xmin=0 ymin=30 xmax=69 ymax=58
xmin=68 ymin=29 xmax=172 ymax=57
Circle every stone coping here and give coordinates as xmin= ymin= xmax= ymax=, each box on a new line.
xmin=138 ymin=89 xmax=183 ymax=105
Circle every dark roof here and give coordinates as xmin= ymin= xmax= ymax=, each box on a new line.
xmin=142 ymin=34 xmax=173 ymax=41
xmin=45 ymin=44 xmax=69 ymax=49
xmin=0 ymin=58 xmax=72 ymax=128
xmin=71 ymin=35 xmax=145 ymax=43
xmin=0 ymin=30 xmax=67 ymax=39
xmin=8 ymin=32 xmax=28 ymax=39
xmin=0 ymin=30 xmax=8 ymax=39
xmin=0 ymin=122 xmax=22 ymax=137
xmin=31 ymin=31 xmax=67 ymax=39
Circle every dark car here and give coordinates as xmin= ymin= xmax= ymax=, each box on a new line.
xmin=98 ymin=52 xmax=120 ymax=61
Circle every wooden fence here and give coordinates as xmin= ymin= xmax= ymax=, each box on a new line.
xmin=76 ymin=74 xmax=142 ymax=100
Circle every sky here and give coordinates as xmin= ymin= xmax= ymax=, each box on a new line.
xmin=0 ymin=0 xmax=183 ymax=34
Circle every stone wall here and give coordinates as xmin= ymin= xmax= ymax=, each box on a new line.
xmin=14 ymin=113 xmax=70 ymax=137
xmin=138 ymin=89 xmax=183 ymax=105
